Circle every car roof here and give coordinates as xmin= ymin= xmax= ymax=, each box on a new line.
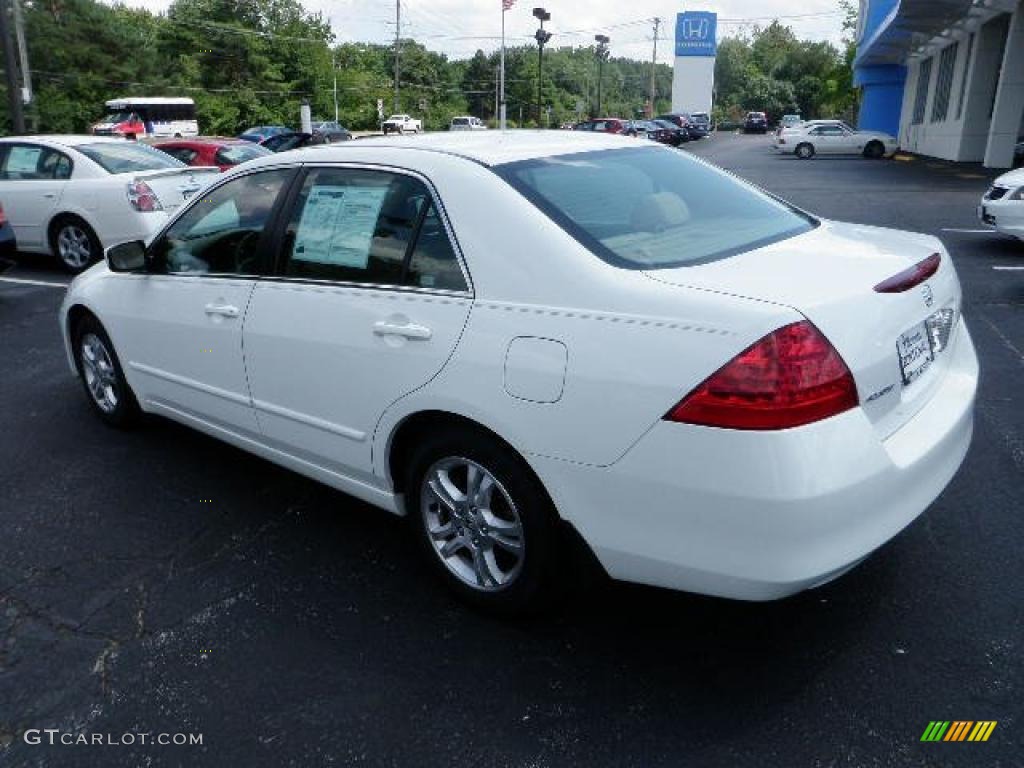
xmin=154 ymin=137 xmax=247 ymax=146
xmin=243 ymin=130 xmax=644 ymax=168
xmin=0 ymin=134 xmax=131 ymax=148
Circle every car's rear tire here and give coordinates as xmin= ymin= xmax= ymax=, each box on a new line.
xmin=796 ymin=143 xmax=815 ymax=159
xmin=72 ymin=314 xmax=141 ymax=428
xmin=51 ymin=216 xmax=101 ymax=274
xmin=405 ymin=426 xmax=560 ymax=615
xmin=864 ymin=140 xmax=885 ymax=159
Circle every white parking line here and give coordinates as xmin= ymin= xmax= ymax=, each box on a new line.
xmin=0 ymin=276 xmax=68 ymax=288
xmin=940 ymin=228 xmax=998 ymax=234
xmin=992 ymin=266 xmax=1024 ymax=271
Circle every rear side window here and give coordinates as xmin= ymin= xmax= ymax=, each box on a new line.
xmin=0 ymin=144 xmax=72 ymax=180
xmin=215 ymin=143 xmax=271 ymax=166
xmin=452 ymin=118 xmax=470 ymax=126
xmin=159 ymin=146 xmax=198 ymax=164
xmin=282 ymin=167 xmax=466 ymax=291
xmin=76 ymin=142 xmax=183 ymax=173
xmin=497 ymin=147 xmax=815 ymax=269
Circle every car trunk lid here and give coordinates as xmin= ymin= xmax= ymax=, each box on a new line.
xmin=644 ymin=220 xmax=963 ymax=438
xmin=130 ymin=167 xmax=219 ymax=214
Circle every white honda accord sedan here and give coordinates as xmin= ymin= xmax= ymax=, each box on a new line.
xmin=59 ymin=132 xmax=978 ymax=612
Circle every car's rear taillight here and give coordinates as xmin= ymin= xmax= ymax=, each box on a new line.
xmin=665 ymin=321 xmax=858 ymax=430
xmin=873 ymin=253 xmax=941 ymax=293
xmin=0 ymin=203 xmax=6 ymax=226
xmin=126 ymin=179 xmax=163 ymax=212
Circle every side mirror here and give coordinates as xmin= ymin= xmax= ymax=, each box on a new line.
xmin=106 ymin=240 xmax=147 ymax=272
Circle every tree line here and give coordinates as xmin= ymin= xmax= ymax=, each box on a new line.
xmin=4 ymin=0 xmax=858 ymax=135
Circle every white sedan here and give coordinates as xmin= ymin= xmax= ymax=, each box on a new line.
xmin=979 ymin=167 xmax=1024 ymax=240
xmin=59 ymin=132 xmax=977 ymax=613
xmin=0 ymin=136 xmax=218 ymax=272
xmin=775 ymin=121 xmax=898 ymax=159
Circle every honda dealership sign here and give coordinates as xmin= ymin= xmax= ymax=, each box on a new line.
xmin=672 ymin=10 xmax=717 ymax=114
xmin=675 ymin=11 xmax=717 ymax=57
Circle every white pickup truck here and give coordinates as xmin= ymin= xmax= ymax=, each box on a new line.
xmin=382 ymin=114 xmax=422 ymax=135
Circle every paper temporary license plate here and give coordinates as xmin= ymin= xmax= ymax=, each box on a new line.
xmin=897 ymin=322 xmax=934 ymax=385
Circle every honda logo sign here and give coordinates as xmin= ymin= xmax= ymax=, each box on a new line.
xmin=675 ymin=11 xmax=717 ymax=57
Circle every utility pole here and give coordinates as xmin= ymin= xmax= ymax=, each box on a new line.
xmin=0 ymin=0 xmax=24 ymax=133
xmin=393 ymin=0 xmax=401 ymax=114
xmin=594 ymin=34 xmax=610 ymax=117
xmin=494 ymin=64 xmax=499 ymax=122
xmin=649 ymin=18 xmax=660 ymax=118
xmin=533 ymin=8 xmax=551 ymax=127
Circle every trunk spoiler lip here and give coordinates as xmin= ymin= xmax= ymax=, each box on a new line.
xmin=124 ymin=166 xmax=221 ymax=180
xmin=873 ymin=253 xmax=941 ymax=294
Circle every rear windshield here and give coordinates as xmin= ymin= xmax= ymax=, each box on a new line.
xmin=496 ymin=147 xmax=815 ymax=269
xmin=216 ymin=143 xmax=271 ymax=165
xmin=76 ymin=142 xmax=183 ymax=174
xmin=452 ymin=118 xmax=470 ymax=126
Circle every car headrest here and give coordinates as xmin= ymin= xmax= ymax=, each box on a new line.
xmin=630 ymin=192 xmax=690 ymax=233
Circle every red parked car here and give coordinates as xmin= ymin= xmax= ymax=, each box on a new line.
xmin=573 ymin=118 xmax=627 ymax=134
xmin=152 ymin=138 xmax=271 ymax=172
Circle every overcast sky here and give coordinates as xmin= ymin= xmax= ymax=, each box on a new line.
xmin=108 ymin=1 xmax=847 ymax=63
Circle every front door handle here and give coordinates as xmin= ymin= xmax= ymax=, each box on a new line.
xmin=204 ymin=303 xmax=240 ymax=318
xmin=373 ymin=320 xmax=432 ymax=340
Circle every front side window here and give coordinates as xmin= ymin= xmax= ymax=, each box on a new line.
xmin=76 ymin=142 xmax=183 ymax=174
xmin=282 ymin=167 xmax=466 ymax=291
xmin=150 ymin=169 xmax=291 ymax=276
xmin=160 ymin=146 xmax=198 ymax=164
xmin=497 ymin=147 xmax=815 ymax=269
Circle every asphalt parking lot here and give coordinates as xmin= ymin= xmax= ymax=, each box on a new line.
xmin=1 ymin=132 xmax=1022 ymax=767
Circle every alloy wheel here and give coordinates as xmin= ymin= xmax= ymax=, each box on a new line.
xmin=79 ymin=333 xmax=119 ymax=413
xmin=421 ymin=457 xmax=525 ymax=591
xmin=57 ymin=224 xmax=93 ymax=269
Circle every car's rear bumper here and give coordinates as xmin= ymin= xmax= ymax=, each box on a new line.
xmin=532 ymin=321 xmax=978 ymax=600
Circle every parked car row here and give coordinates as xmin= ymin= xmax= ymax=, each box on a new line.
xmin=573 ymin=113 xmax=710 ymax=143
xmin=238 ymin=121 xmax=352 ymax=144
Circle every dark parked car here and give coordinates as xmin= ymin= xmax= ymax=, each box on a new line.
xmin=153 ymin=138 xmax=272 ymax=172
xmin=623 ymin=120 xmax=678 ymax=146
xmin=744 ymin=111 xmax=769 ymax=134
xmin=657 ymin=113 xmax=705 ymax=140
xmin=0 ymin=202 xmax=15 ymax=265
xmin=260 ymin=131 xmax=325 ymax=153
xmin=238 ymin=125 xmax=289 ymax=143
xmin=574 ymin=118 xmax=627 ymax=134
xmin=311 ymin=121 xmax=352 ymax=143
xmin=651 ymin=119 xmax=689 ymax=146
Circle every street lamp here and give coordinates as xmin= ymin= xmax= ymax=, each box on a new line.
xmin=594 ymin=34 xmax=610 ymax=117
xmin=533 ymin=7 xmax=552 ymax=127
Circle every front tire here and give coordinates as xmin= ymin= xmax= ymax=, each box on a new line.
xmin=864 ymin=140 xmax=885 ymax=159
xmin=73 ymin=315 xmax=141 ymax=428
xmin=796 ymin=142 xmax=815 ymax=159
xmin=51 ymin=216 xmax=101 ymax=274
xmin=406 ymin=427 xmax=559 ymax=614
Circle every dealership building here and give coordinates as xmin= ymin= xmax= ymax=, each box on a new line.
xmin=854 ymin=0 xmax=1023 ymax=167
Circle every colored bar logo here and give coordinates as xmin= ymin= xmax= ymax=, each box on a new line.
xmin=921 ymin=721 xmax=997 ymax=742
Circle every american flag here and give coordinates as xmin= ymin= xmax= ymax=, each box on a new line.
xmin=502 ymin=0 xmax=515 ymax=10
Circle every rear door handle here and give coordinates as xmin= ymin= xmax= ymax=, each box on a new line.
xmin=373 ymin=320 xmax=432 ymax=340
xmin=204 ymin=303 xmax=240 ymax=318
xmin=43 ymin=193 xmax=57 ymax=199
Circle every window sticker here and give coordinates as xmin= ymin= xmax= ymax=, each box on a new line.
xmin=294 ymin=184 xmax=388 ymax=269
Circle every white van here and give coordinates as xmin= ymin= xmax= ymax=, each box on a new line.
xmin=450 ymin=116 xmax=488 ymax=131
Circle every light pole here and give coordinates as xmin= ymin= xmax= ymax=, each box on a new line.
xmin=594 ymin=34 xmax=610 ymax=117
xmin=533 ymin=8 xmax=551 ymax=127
